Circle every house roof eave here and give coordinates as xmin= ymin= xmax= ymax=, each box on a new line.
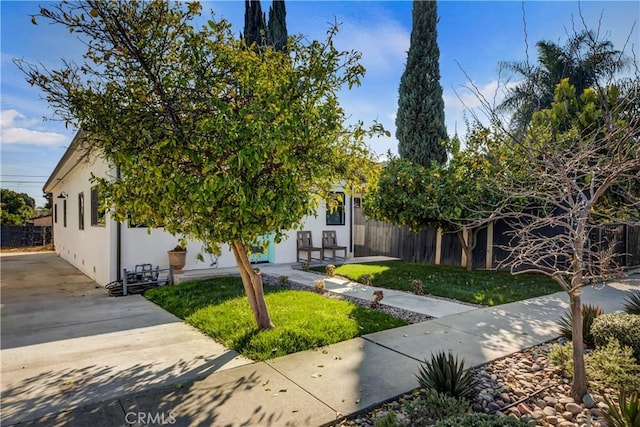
xmin=42 ymin=129 xmax=90 ymax=194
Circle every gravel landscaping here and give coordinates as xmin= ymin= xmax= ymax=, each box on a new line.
xmin=337 ymin=339 xmax=616 ymax=427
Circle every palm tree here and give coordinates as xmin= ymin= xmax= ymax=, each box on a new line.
xmin=499 ymin=30 xmax=629 ymax=133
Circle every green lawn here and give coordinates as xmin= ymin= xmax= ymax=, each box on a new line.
xmin=144 ymin=277 xmax=406 ymax=361
xmin=311 ymin=261 xmax=561 ymax=306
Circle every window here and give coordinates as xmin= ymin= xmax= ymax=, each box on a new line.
xmin=91 ymin=186 xmax=106 ymax=226
xmin=78 ymin=193 xmax=85 ymax=230
xmin=54 ymin=204 xmax=58 ymax=223
xmin=326 ymin=192 xmax=345 ymax=226
xmin=63 ymin=199 xmax=67 ymax=227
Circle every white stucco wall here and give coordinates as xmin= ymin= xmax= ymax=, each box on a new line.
xmin=273 ymin=194 xmax=354 ymax=264
xmin=50 ymin=154 xmax=354 ymax=285
xmin=120 ymin=228 xmax=237 ymax=272
xmin=50 ymin=155 xmax=116 ymax=286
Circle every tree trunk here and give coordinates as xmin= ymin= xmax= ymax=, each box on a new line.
xmin=569 ymin=288 xmax=587 ymax=401
xmin=457 ymin=229 xmax=475 ymax=271
xmin=231 ymin=241 xmax=274 ymax=330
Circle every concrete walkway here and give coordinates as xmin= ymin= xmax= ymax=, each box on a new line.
xmin=259 ymin=263 xmax=477 ymax=318
xmin=0 ymin=252 xmax=251 ymax=426
xmin=2 ymin=255 xmax=639 ymax=426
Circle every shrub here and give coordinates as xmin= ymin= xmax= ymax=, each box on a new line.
xmin=374 ymin=411 xmax=407 ymax=427
xmin=416 ymin=351 xmax=478 ymax=401
xmin=326 ymin=264 xmax=336 ymax=278
xmin=601 ymin=391 xmax=640 ymax=427
xmin=313 ymin=279 xmax=325 ymax=293
xmin=434 ymin=414 xmax=530 ymax=427
xmin=371 ymin=290 xmax=384 ymax=308
xmin=360 ymin=274 xmax=372 ymax=285
xmin=588 ymin=338 xmax=640 ymax=393
xmin=301 ymin=261 xmax=309 ymax=271
xmin=405 ymin=390 xmax=471 ymax=423
xmin=549 ymin=342 xmax=574 ymax=377
xmin=623 ymin=291 xmax=640 ymax=315
xmin=556 ymin=303 xmax=603 ymax=348
xmin=549 ymin=340 xmax=640 ymax=393
xmin=278 ymin=275 xmax=288 ymax=286
xmin=591 ymin=314 xmax=640 ymax=361
xmin=412 ymin=279 xmax=424 ymax=295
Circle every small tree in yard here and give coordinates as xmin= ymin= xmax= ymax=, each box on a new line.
xmin=18 ymin=0 xmax=382 ymax=330
xmin=364 ymin=126 xmax=500 ymax=271
xmin=488 ymin=78 xmax=639 ymax=400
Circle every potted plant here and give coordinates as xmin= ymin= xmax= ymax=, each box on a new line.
xmin=167 ymin=244 xmax=187 ymax=273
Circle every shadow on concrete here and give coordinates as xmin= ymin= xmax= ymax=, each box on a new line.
xmin=1 ymin=351 xmax=241 ymax=425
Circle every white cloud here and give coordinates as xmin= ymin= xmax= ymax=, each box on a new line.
xmin=336 ymin=20 xmax=409 ymax=77
xmin=442 ymin=79 xmax=521 ymax=136
xmin=0 ymin=109 xmax=67 ymax=147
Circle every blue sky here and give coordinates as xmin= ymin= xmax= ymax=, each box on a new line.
xmin=1 ymin=1 xmax=638 ymax=206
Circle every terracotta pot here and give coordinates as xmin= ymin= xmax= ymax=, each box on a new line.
xmin=168 ymin=250 xmax=187 ymax=273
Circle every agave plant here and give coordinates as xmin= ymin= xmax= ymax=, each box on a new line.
xmin=602 ymin=391 xmax=640 ymax=427
xmin=416 ymin=351 xmax=478 ymax=401
xmin=557 ymin=303 xmax=603 ymax=348
xmin=623 ymin=292 xmax=640 ymax=315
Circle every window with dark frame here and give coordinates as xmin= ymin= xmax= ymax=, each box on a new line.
xmin=63 ymin=199 xmax=67 ymax=227
xmin=78 ymin=193 xmax=85 ymax=230
xmin=90 ymin=186 xmax=106 ymax=226
xmin=326 ymin=191 xmax=346 ymax=226
xmin=54 ymin=204 xmax=58 ymax=223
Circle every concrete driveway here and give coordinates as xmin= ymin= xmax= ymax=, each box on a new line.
xmin=0 ymin=252 xmax=250 ymax=425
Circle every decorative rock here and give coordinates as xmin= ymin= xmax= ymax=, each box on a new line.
xmin=487 ymin=402 xmax=501 ymax=412
xmin=535 ymin=399 xmax=547 ymax=409
xmin=560 ymin=397 xmax=575 ymax=405
xmin=590 ymin=408 xmax=600 ymax=417
xmin=531 ymin=410 xmax=545 ymax=420
xmin=518 ymin=403 xmax=532 ymax=415
xmin=566 ymin=402 xmax=582 ymax=414
xmin=582 ymin=393 xmax=595 ymax=409
xmin=545 ymin=396 xmax=558 ymax=406
xmin=543 ymin=406 xmax=556 ymax=417
xmin=558 ymin=422 xmax=576 ymax=427
xmin=508 ymin=407 xmax=522 ymax=417
xmin=562 ymin=411 xmax=574 ymax=420
xmin=547 ymin=415 xmax=559 ymax=425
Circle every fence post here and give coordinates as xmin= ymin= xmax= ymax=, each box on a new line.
xmin=461 ymin=228 xmax=469 ymax=267
xmin=486 ymin=221 xmax=494 ymax=269
xmin=435 ymin=228 xmax=442 ymax=265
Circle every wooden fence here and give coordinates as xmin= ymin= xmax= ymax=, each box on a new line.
xmin=353 ymin=207 xmax=640 ymax=269
xmin=1 ymin=226 xmax=52 ymax=248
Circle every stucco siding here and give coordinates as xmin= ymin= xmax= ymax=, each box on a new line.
xmin=49 ymin=155 xmax=116 ymax=286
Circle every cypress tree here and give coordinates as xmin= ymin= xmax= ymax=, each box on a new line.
xmin=267 ymin=0 xmax=287 ymax=51
xmin=243 ymin=0 xmax=266 ymax=47
xmin=396 ymin=0 xmax=448 ymax=166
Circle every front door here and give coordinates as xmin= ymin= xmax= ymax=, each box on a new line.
xmin=248 ymin=234 xmax=273 ymax=264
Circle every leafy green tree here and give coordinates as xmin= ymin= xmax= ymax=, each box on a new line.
xmin=396 ymin=0 xmax=448 ymax=167
xmin=493 ymin=79 xmax=639 ymax=400
xmin=19 ymin=0 xmax=381 ymax=329
xmin=267 ymin=0 xmax=287 ymax=52
xmin=364 ymin=124 xmax=500 ymax=270
xmin=499 ymin=30 xmax=628 ymax=133
xmin=1 ymin=189 xmax=36 ymax=226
